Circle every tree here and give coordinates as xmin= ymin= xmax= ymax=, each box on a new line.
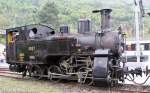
xmin=0 ymin=14 xmax=10 ymax=29
xmin=38 ymin=2 xmax=59 ymax=26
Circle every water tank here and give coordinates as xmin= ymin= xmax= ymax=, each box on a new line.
xmin=78 ymin=19 xmax=91 ymax=33
xmin=60 ymin=25 xmax=69 ymax=33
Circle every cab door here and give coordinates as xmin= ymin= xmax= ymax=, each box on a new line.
xmin=6 ymin=31 xmax=18 ymax=62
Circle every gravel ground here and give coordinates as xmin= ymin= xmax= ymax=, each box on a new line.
xmin=0 ymin=76 xmax=150 ymax=93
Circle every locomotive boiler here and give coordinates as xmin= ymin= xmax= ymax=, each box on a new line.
xmin=6 ymin=9 xmax=143 ymax=86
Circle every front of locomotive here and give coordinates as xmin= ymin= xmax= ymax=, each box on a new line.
xmin=91 ymin=9 xmax=126 ymax=85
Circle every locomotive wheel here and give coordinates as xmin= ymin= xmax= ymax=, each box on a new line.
xmin=93 ymin=74 xmax=111 ymax=87
xmin=22 ymin=65 xmax=33 ymax=77
xmin=78 ymin=67 xmax=93 ymax=85
xmin=41 ymin=66 xmax=48 ymax=79
xmin=22 ymin=66 xmax=28 ymax=77
xmin=30 ymin=65 xmax=44 ymax=80
xmin=48 ymin=65 xmax=62 ymax=82
xmin=42 ymin=66 xmax=48 ymax=75
xmin=93 ymin=80 xmax=111 ymax=87
xmin=59 ymin=56 xmax=70 ymax=72
xmin=111 ymin=80 xmax=118 ymax=86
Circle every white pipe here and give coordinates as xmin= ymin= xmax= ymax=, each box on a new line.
xmin=134 ymin=0 xmax=141 ymax=63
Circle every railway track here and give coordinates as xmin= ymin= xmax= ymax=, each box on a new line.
xmin=113 ymin=89 xmax=150 ymax=93
xmin=0 ymin=67 xmax=150 ymax=93
xmin=0 ymin=67 xmax=23 ymax=79
xmin=111 ymin=84 xmax=150 ymax=93
xmin=0 ymin=67 xmax=9 ymax=71
xmin=112 ymin=88 xmax=150 ymax=93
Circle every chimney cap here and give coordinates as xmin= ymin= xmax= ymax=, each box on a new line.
xmin=100 ymin=9 xmax=112 ymax=13
xmin=92 ymin=9 xmax=112 ymax=13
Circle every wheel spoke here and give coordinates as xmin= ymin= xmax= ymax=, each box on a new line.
xmin=30 ymin=65 xmax=44 ymax=80
xmin=48 ymin=65 xmax=62 ymax=82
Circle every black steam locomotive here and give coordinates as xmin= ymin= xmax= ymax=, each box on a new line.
xmin=6 ymin=9 xmax=142 ymax=85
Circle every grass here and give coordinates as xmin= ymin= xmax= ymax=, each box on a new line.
xmin=0 ymin=76 xmax=108 ymax=93
xmin=0 ymin=76 xmax=64 ymax=93
xmin=0 ymin=76 xmax=129 ymax=93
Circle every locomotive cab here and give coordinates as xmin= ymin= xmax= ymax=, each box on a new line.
xmin=6 ymin=24 xmax=55 ymax=70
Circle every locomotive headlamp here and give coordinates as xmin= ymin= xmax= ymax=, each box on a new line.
xmin=75 ymin=44 xmax=81 ymax=47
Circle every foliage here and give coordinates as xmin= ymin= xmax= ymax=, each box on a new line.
xmin=0 ymin=0 xmax=150 ymax=38
xmin=0 ymin=35 xmax=5 ymax=44
xmin=38 ymin=1 xmax=59 ymax=26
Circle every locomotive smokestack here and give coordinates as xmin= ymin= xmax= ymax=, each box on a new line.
xmin=100 ymin=9 xmax=112 ymax=31
xmin=93 ymin=9 xmax=112 ymax=32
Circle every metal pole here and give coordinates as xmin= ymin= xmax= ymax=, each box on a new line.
xmin=134 ymin=0 xmax=140 ymax=63
xmin=142 ymin=18 xmax=144 ymax=39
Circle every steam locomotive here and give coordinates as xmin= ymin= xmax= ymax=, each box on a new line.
xmin=6 ymin=9 xmax=142 ymax=86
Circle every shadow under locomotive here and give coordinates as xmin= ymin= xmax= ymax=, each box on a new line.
xmin=6 ymin=9 xmax=142 ymax=86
